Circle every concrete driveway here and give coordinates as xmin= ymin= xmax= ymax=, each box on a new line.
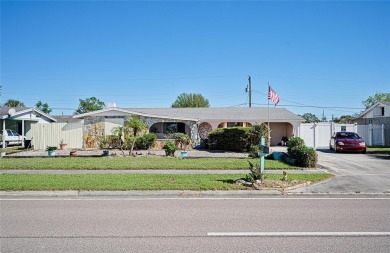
xmin=288 ymin=149 xmax=390 ymax=194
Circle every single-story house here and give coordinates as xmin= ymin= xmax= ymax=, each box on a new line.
xmin=73 ymin=107 xmax=304 ymax=147
xmin=354 ymin=101 xmax=390 ymax=146
xmin=0 ymin=107 xmax=56 ymax=147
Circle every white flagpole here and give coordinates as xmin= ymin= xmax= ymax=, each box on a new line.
xmin=267 ymin=82 xmax=270 ymax=146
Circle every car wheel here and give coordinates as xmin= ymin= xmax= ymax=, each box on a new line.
xmin=4 ymin=142 xmax=8 ymax=148
xmin=329 ymin=143 xmax=333 ymax=150
xmin=362 ymin=150 xmax=366 ymax=154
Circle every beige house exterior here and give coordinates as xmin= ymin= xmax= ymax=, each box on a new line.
xmin=73 ymin=107 xmax=304 ymax=147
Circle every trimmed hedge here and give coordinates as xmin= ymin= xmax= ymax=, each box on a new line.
xmin=286 ymin=137 xmax=305 ymax=154
xmin=208 ymin=127 xmax=251 ymax=152
xmin=289 ymin=145 xmax=318 ymax=168
xmin=134 ymin=134 xmax=157 ymax=150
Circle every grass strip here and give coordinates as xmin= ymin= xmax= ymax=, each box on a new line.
xmin=0 ymin=173 xmax=333 ymax=191
xmin=0 ymin=157 xmax=300 ymax=170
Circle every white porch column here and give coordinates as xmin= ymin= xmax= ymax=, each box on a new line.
xmin=2 ymin=120 xmax=5 ymax=148
xmin=22 ymin=120 xmax=25 ymax=147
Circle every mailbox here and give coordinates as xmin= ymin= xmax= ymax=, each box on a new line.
xmin=259 ymin=136 xmax=269 ymax=155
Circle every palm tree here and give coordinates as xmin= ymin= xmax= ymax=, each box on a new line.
xmin=112 ymin=126 xmax=125 ymax=144
xmin=3 ymin=99 xmax=25 ymax=107
xmin=125 ymin=116 xmax=147 ymax=154
xmin=35 ymin=100 xmax=52 ymax=114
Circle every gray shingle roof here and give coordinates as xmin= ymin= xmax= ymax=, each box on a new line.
xmin=125 ymin=107 xmax=304 ymax=122
xmin=52 ymin=115 xmax=83 ymax=123
xmin=0 ymin=107 xmax=31 ymax=118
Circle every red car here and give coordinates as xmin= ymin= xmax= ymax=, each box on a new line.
xmin=330 ymin=132 xmax=366 ymax=153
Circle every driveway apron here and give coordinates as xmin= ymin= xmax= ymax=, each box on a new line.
xmin=288 ymin=150 xmax=390 ymax=194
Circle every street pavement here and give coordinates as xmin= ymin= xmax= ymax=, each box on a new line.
xmin=1 ymin=197 xmax=390 ymax=253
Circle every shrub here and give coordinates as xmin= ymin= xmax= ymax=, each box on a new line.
xmin=208 ymin=127 xmax=251 ymax=152
xmin=248 ymin=144 xmax=259 ymax=158
xmin=135 ymin=134 xmax=157 ymax=150
xmin=248 ymin=124 xmax=269 ymax=147
xmin=172 ymin=133 xmax=191 ymax=149
xmin=286 ymin=137 xmax=305 ymax=154
xmin=163 ymin=140 xmax=176 ymax=157
xmin=289 ymin=145 xmax=318 ymax=168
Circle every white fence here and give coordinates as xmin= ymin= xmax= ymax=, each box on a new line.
xmin=298 ymin=123 xmax=385 ymax=149
xmin=31 ymin=122 xmax=84 ymax=150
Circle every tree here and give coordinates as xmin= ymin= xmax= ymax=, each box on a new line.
xmin=35 ymin=100 xmax=52 ymax=114
xmin=171 ymin=93 xmax=210 ymax=108
xmin=3 ymin=99 xmax=25 ymax=107
xmin=301 ymin=113 xmax=320 ymax=123
xmin=125 ymin=116 xmax=147 ymax=154
xmin=333 ymin=115 xmax=355 ymax=124
xmin=74 ymin=97 xmax=105 ymax=115
xmin=362 ymin=92 xmax=390 ymax=109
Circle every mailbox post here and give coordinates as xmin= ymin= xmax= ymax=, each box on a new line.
xmin=258 ymin=136 xmax=269 ymax=180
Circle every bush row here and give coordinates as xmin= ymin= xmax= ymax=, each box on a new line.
xmin=208 ymin=124 xmax=269 ymax=152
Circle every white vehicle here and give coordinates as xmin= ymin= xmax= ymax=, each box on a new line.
xmin=0 ymin=129 xmax=24 ymax=147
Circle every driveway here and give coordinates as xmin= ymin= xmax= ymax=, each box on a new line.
xmin=288 ymin=149 xmax=390 ymax=194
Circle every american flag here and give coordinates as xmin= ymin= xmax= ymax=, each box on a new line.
xmin=268 ymin=86 xmax=280 ymax=106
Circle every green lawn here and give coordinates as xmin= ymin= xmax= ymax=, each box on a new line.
xmin=0 ymin=157 xmax=300 ymax=170
xmin=367 ymin=146 xmax=390 ymax=159
xmin=0 ymin=173 xmax=333 ymax=191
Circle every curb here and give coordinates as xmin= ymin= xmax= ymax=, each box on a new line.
xmin=1 ymin=190 xmax=389 ymax=198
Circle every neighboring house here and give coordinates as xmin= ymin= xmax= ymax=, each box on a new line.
xmin=0 ymin=107 xmax=56 ymax=147
xmin=355 ymin=101 xmax=390 ymax=146
xmin=73 ymin=107 xmax=304 ymax=147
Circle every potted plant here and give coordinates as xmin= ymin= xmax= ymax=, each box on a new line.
xmin=59 ymin=139 xmax=68 ymax=150
xmin=69 ymin=149 xmax=78 ymax=156
xmin=46 ymin=146 xmax=57 ymax=156
xmin=172 ymin=133 xmax=190 ymax=158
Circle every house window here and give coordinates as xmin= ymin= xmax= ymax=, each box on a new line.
xmin=341 ymin=126 xmax=346 ymax=132
xmin=381 ymin=107 xmax=385 ymax=116
xmin=162 ymin=122 xmax=186 ymax=134
xmin=227 ymin=122 xmax=243 ymax=127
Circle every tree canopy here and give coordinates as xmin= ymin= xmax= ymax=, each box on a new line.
xmin=333 ymin=115 xmax=355 ymax=124
xmin=35 ymin=100 xmax=52 ymax=114
xmin=301 ymin=113 xmax=320 ymax=123
xmin=171 ymin=93 xmax=210 ymax=108
xmin=362 ymin=92 xmax=390 ymax=109
xmin=3 ymin=99 xmax=25 ymax=107
xmin=74 ymin=97 xmax=105 ymax=115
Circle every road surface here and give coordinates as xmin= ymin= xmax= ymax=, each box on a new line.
xmin=1 ymin=196 xmax=390 ymax=252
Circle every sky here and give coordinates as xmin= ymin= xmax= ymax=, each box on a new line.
xmin=1 ymin=0 xmax=389 ymax=120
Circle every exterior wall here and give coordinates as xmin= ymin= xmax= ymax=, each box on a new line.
xmin=269 ymin=123 xmax=294 ymax=146
xmin=104 ymin=118 xmax=124 ymax=136
xmin=31 ymin=122 xmax=83 ymax=149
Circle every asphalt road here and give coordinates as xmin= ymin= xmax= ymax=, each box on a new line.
xmin=1 ymin=197 xmax=390 ymax=252
xmin=288 ymin=150 xmax=390 ymax=194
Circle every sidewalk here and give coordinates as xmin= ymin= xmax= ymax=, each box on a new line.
xmin=0 ymin=169 xmax=327 ymax=174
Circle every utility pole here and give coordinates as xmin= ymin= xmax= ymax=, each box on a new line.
xmin=248 ymin=75 xmax=252 ymax=107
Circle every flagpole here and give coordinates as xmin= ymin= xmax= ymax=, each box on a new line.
xmin=267 ymin=82 xmax=270 ymax=147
